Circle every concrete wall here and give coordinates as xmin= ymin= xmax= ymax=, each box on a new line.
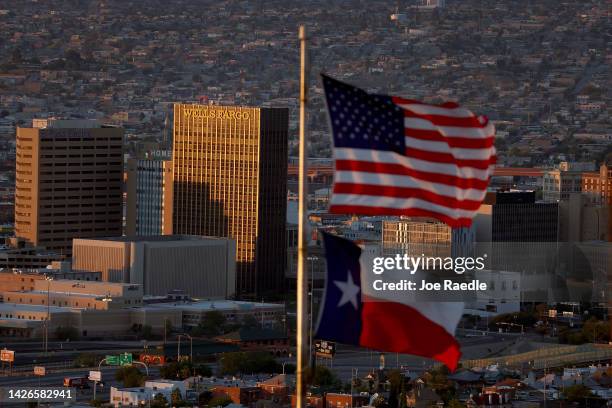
xmin=73 ymin=239 xmax=130 ymax=282
xmin=141 ymin=239 xmax=236 ymax=298
xmin=72 ymin=236 xmax=236 ymax=298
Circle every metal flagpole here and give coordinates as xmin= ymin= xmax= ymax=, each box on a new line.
xmin=296 ymin=24 xmax=309 ymax=408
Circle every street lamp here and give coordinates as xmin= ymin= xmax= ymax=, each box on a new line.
xmin=44 ymin=276 xmax=53 ymax=356
xmin=177 ymin=334 xmax=193 ymax=363
xmin=307 ymin=256 xmax=318 ymax=361
xmin=282 ymin=353 xmax=293 ymax=374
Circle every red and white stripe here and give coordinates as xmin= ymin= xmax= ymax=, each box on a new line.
xmin=359 ymin=253 xmax=463 ymax=370
xmin=330 ymin=97 xmax=496 ymax=227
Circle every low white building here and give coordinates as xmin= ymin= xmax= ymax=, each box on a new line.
xmin=464 ymin=270 xmax=521 ymax=317
xmin=110 ymin=386 xmax=161 ymax=407
xmin=110 ymin=380 xmax=185 ymax=407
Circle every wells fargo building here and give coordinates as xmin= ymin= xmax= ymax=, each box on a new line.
xmin=169 ymin=104 xmax=288 ymax=297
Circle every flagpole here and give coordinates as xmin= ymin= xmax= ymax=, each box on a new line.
xmin=296 ymin=24 xmax=309 ymax=408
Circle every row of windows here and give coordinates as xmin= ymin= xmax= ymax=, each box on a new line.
xmin=39 ymin=227 xmax=119 ymax=234
xmin=41 ymin=186 xmax=121 ymax=192
xmin=40 ymin=204 xmax=121 ymax=210
xmin=40 ymin=137 xmax=122 ymax=142
xmin=0 ymin=314 xmax=45 ymax=320
xmin=40 ymin=153 xmax=122 ymax=158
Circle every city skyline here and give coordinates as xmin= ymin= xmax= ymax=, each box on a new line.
xmin=0 ymin=0 xmax=610 ymax=406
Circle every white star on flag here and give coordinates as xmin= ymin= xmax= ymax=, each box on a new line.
xmin=334 ymin=272 xmax=360 ymax=309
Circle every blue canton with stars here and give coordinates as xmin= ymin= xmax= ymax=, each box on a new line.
xmin=315 ymin=231 xmax=363 ymax=346
xmin=322 ymin=74 xmax=406 ymax=156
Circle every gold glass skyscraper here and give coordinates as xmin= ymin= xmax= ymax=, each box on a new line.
xmin=169 ymin=104 xmax=288 ymax=297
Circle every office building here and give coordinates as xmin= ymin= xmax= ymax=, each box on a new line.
xmin=125 ymin=155 xmax=173 ymax=236
xmin=1 ymin=279 xmax=144 ymax=310
xmin=381 ymin=217 xmax=474 ymax=257
xmin=169 ymin=104 xmax=288 ymax=298
xmin=559 ymin=193 xmax=609 ymax=242
xmin=582 ymin=164 xmax=612 ymax=241
xmin=474 ymin=191 xmax=558 ymax=302
xmin=464 ymin=270 xmax=521 ymax=316
xmin=72 ymin=235 xmax=236 ymax=298
xmin=583 ymin=164 xmax=612 ymax=205
xmin=0 ymin=278 xmax=283 ymax=339
xmin=382 ymin=217 xmax=452 ymax=247
xmin=542 ymin=161 xmax=595 ymax=202
xmin=0 ymin=266 xmax=100 ymax=297
xmin=15 ymin=119 xmax=123 ymax=256
xmin=0 ymin=237 xmax=64 ymax=270
xmin=474 ymin=191 xmax=558 ymax=242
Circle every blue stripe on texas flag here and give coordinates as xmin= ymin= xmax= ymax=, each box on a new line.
xmin=315 ymin=232 xmax=363 ymax=345
xmin=322 ymin=74 xmax=406 ymax=156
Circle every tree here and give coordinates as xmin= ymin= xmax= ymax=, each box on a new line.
xmin=563 ymin=384 xmax=600 ymax=403
xmin=74 ymin=353 xmax=97 ymax=368
xmin=209 ymin=395 xmax=233 ymax=407
xmin=89 ymin=398 xmax=104 ymax=407
xmin=398 ymin=392 xmax=408 ymax=408
xmin=582 ymin=317 xmax=610 ymax=343
xmin=150 ymin=393 xmax=168 ymax=408
xmin=304 ymin=366 xmax=342 ymax=391
xmin=171 ymin=388 xmax=183 ymax=406
xmin=160 ymin=361 xmax=211 ymax=380
xmin=115 ymin=366 xmax=145 ymax=388
xmin=387 ymin=370 xmax=405 ymax=408
xmin=198 ymin=390 xmax=213 ymax=406
xmin=371 ymin=395 xmax=385 ymax=408
xmin=219 ymin=352 xmax=280 ymax=375
xmin=423 ymin=367 xmax=456 ymax=404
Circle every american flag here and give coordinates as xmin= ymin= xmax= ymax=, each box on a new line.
xmin=322 ymin=75 xmax=496 ymax=228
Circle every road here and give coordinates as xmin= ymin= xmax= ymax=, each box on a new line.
xmin=278 ymin=331 xmax=535 ymax=381
xmin=0 ymin=365 xmax=161 ymax=404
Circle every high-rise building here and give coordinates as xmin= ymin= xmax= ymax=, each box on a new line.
xmin=168 ymin=104 xmax=288 ymax=298
xmin=15 ymin=119 xmax=123 ymax=255
xmin=125 ymin=154 xmax=173 ymax=236
xmin=474 ymin=191 xmax=558 ymax=242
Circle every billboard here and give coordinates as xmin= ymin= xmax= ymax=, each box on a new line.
xmin=314 ymin=340 xmax=335 ymax=358
xmin=0 ymin=349 xmax=14 ymax=363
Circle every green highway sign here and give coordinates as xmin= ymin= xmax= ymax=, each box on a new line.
xmin=119 ymin=353 xmax=133 ymax=366
xmin=106 ymin=353 xmax=133 ymax=366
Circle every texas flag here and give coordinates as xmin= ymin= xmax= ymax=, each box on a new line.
xmin=315 ymin=232 xmax=463 ymax=371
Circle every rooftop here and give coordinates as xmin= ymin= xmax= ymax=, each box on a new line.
xmin=0 ymin=302 xmax=70 ymax=313
xmin=75 ymin=235 xmax=230 ymax=243
xmin=144 ymin=299 xmax=283 ymax=312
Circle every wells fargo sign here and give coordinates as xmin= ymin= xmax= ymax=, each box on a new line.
xmin=182 ymin=107 xmax=250 ymax=120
